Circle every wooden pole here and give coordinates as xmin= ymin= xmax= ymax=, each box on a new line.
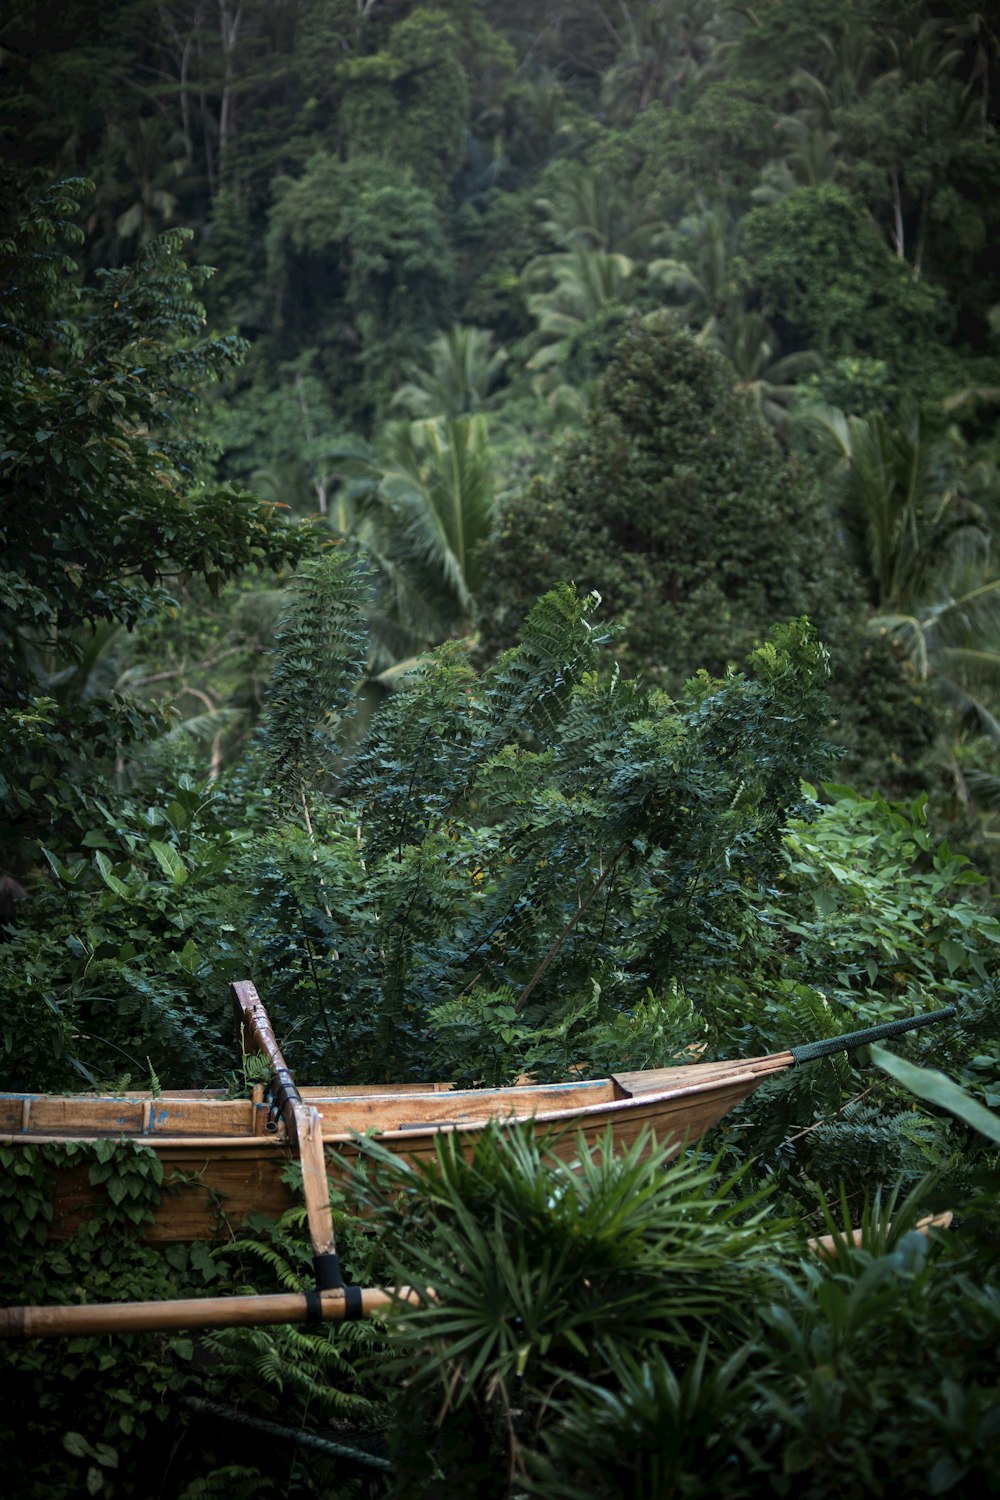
xmin=0 ymin=1285 xmax=422 ymax=1339
xmin=297 ymin=1103 xmax=337 ymax=1259
xmin=806 ymin=1211 xmax=952 ymax=1260
xmin=231 ymin=981 xmax=345 ymax=1288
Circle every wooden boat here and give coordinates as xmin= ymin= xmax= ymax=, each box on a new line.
xmin=0 ymin=983 xmax=954 ymax=1338
xmin=1 ymin=983 xmax=955 ymax=1245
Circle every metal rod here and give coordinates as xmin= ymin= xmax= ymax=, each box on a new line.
xmin=790 ymin=1006 xmax=955 ymax=1066
xmin=180 ymin=1395 xmax=392 ymax=1471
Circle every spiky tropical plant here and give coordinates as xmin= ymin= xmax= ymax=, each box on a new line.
xmin=353 ymin=1122 xmax=781 ymax=1497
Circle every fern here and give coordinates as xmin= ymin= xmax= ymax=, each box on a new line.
xmin=479 ymin=582 xmax=609 ymax=748
xmin=262 ymin=550 xmax=370 ymax=812
xmin=345 ymin=640 xmax=481 ymax=858
xmin=203 ymin=1322 xmax=384 ymax=1422
xmin=803 ymin=1106 xmax=950 ymax=1192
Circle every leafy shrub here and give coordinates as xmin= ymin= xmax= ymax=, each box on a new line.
xmin=476 ymin=313 xmax=855 ymax=691
xmin=0 ymin=1143 xmax=388 ymax=1498
xmin=250 ymin=557 xmax=833 ymax=1084
xmin=0 ymin=775 xmax=258 ymax=1091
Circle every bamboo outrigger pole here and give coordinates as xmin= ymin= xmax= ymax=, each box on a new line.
xmin=0 ymin=1287 xmax=417 ymax=1339
xmin=1 ymin=986 xmax=418 ymax=1340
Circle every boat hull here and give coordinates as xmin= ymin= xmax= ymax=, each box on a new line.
xmin=1 ymin=1061 xmax=784 ymax=1241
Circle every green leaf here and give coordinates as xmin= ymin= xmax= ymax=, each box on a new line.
xmin=106 ymin=1175 xmax=128 ymax=1206
xmin=94 ymin=851 xmax=130 ymax=899
xmin=63 ymin=1432 xmax=89 ymax=1458
xmin=148 ymin=839 xmax=188 ymax=885
xmin=938 ymin=938 xmax=965 ymax=974
xmin=870 ymin=1045 xmax=1000 ymax=1145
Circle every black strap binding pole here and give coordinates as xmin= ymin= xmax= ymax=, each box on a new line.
xmin=790 ymin=1006 xmax=956 ymax=1066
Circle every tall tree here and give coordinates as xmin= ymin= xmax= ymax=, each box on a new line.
xmin=477 ymin=313 xmax=850 ymax=688
xmin=0 ymin=178 xmax=309 ymax=868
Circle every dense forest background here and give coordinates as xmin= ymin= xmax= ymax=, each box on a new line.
xmin=2 ymin=2 xmax=1000 ymax=1496
xmin=5 ymin=0 xmax=1000 ymax=806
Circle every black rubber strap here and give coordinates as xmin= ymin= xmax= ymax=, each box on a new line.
xmin=790 ymin=1006 xmax=956 ymax=1066
xmin=266 ymin=1065 xmax=302 ymax=1132
xmin=314 ymin=1252 xmax=344 ymax=1291
xmin=303 ymin=1281 xmax=363 ymax=1322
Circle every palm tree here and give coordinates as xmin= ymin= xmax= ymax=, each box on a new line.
xmin=874 ymin=575 xmax=1000 ymax=745
xmin=649 ymin=200 xmax=736 ymax=337
xmin=600 ymin=0 xmax=726 ymax=123
xmin=803 ymin=400 xmax=1000 ymax=775
xmin=534 ymin=161 xmax=666 ymax=259
xmin=392 ymin=325 xmax=508 ymax=419
xmin=790 ymin=29 xmax=884 ymax=131
xmin=521 ymin=163 xmax=675 ymax=409
xmin=105 ymin=116 xmax=188 ymax=251
xmin=942 ymin=8 xmax=1000 ymax=127
xmin=753 ymin=118 xmax=842 ymax=205
xmin=705 ymin=305 xmax=820 ymax=438
xmin=331 ymin=414 xmax=497 ymax=658
xmin=801 ymin=402 xmax=989 ymax=611
xmin=525 ymin=247 xmax=636 ymax=377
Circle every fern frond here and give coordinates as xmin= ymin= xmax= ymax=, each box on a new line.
xmin=262 ymin=550 xmax=370 ymax=804
xmin=482 ymin=583 xmax=609 ymax=748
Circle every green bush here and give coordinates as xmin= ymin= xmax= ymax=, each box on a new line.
xmin=476 ymin=313 xmax=855 ymax=690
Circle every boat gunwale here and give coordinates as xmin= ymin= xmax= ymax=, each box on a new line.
xmin=0 ymin=1057 xmax=793 ymax=1150
xmin=0 ymin=1051 xmax=793 ymax=1115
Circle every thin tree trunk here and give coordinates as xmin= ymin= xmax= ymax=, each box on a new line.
xmin=891 ymin=169 xmax=905 ymax=260
xmin=218 ymin=0 xmax=243 ymax=188
xmin=514 ymin=849 xmax=624 ymax=1015
xmin=195 ymin=7 xmax=217 ymax=198
xmin=179 ymin=34 xmax=194 ymax=166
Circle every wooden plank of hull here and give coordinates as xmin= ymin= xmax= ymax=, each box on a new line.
xmin=328 ymin=1068 xmax=768 ymax=1173
xmin=612 ymin=1053 xmax=793 ymax=1094
xmin=22 ymin=1139 xmax=299 ymax=1243
xmin=0 ymin=1094 xmax=264 ymax=1137
xmin=2 ymin=1068 xmax=770 ymax=1242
